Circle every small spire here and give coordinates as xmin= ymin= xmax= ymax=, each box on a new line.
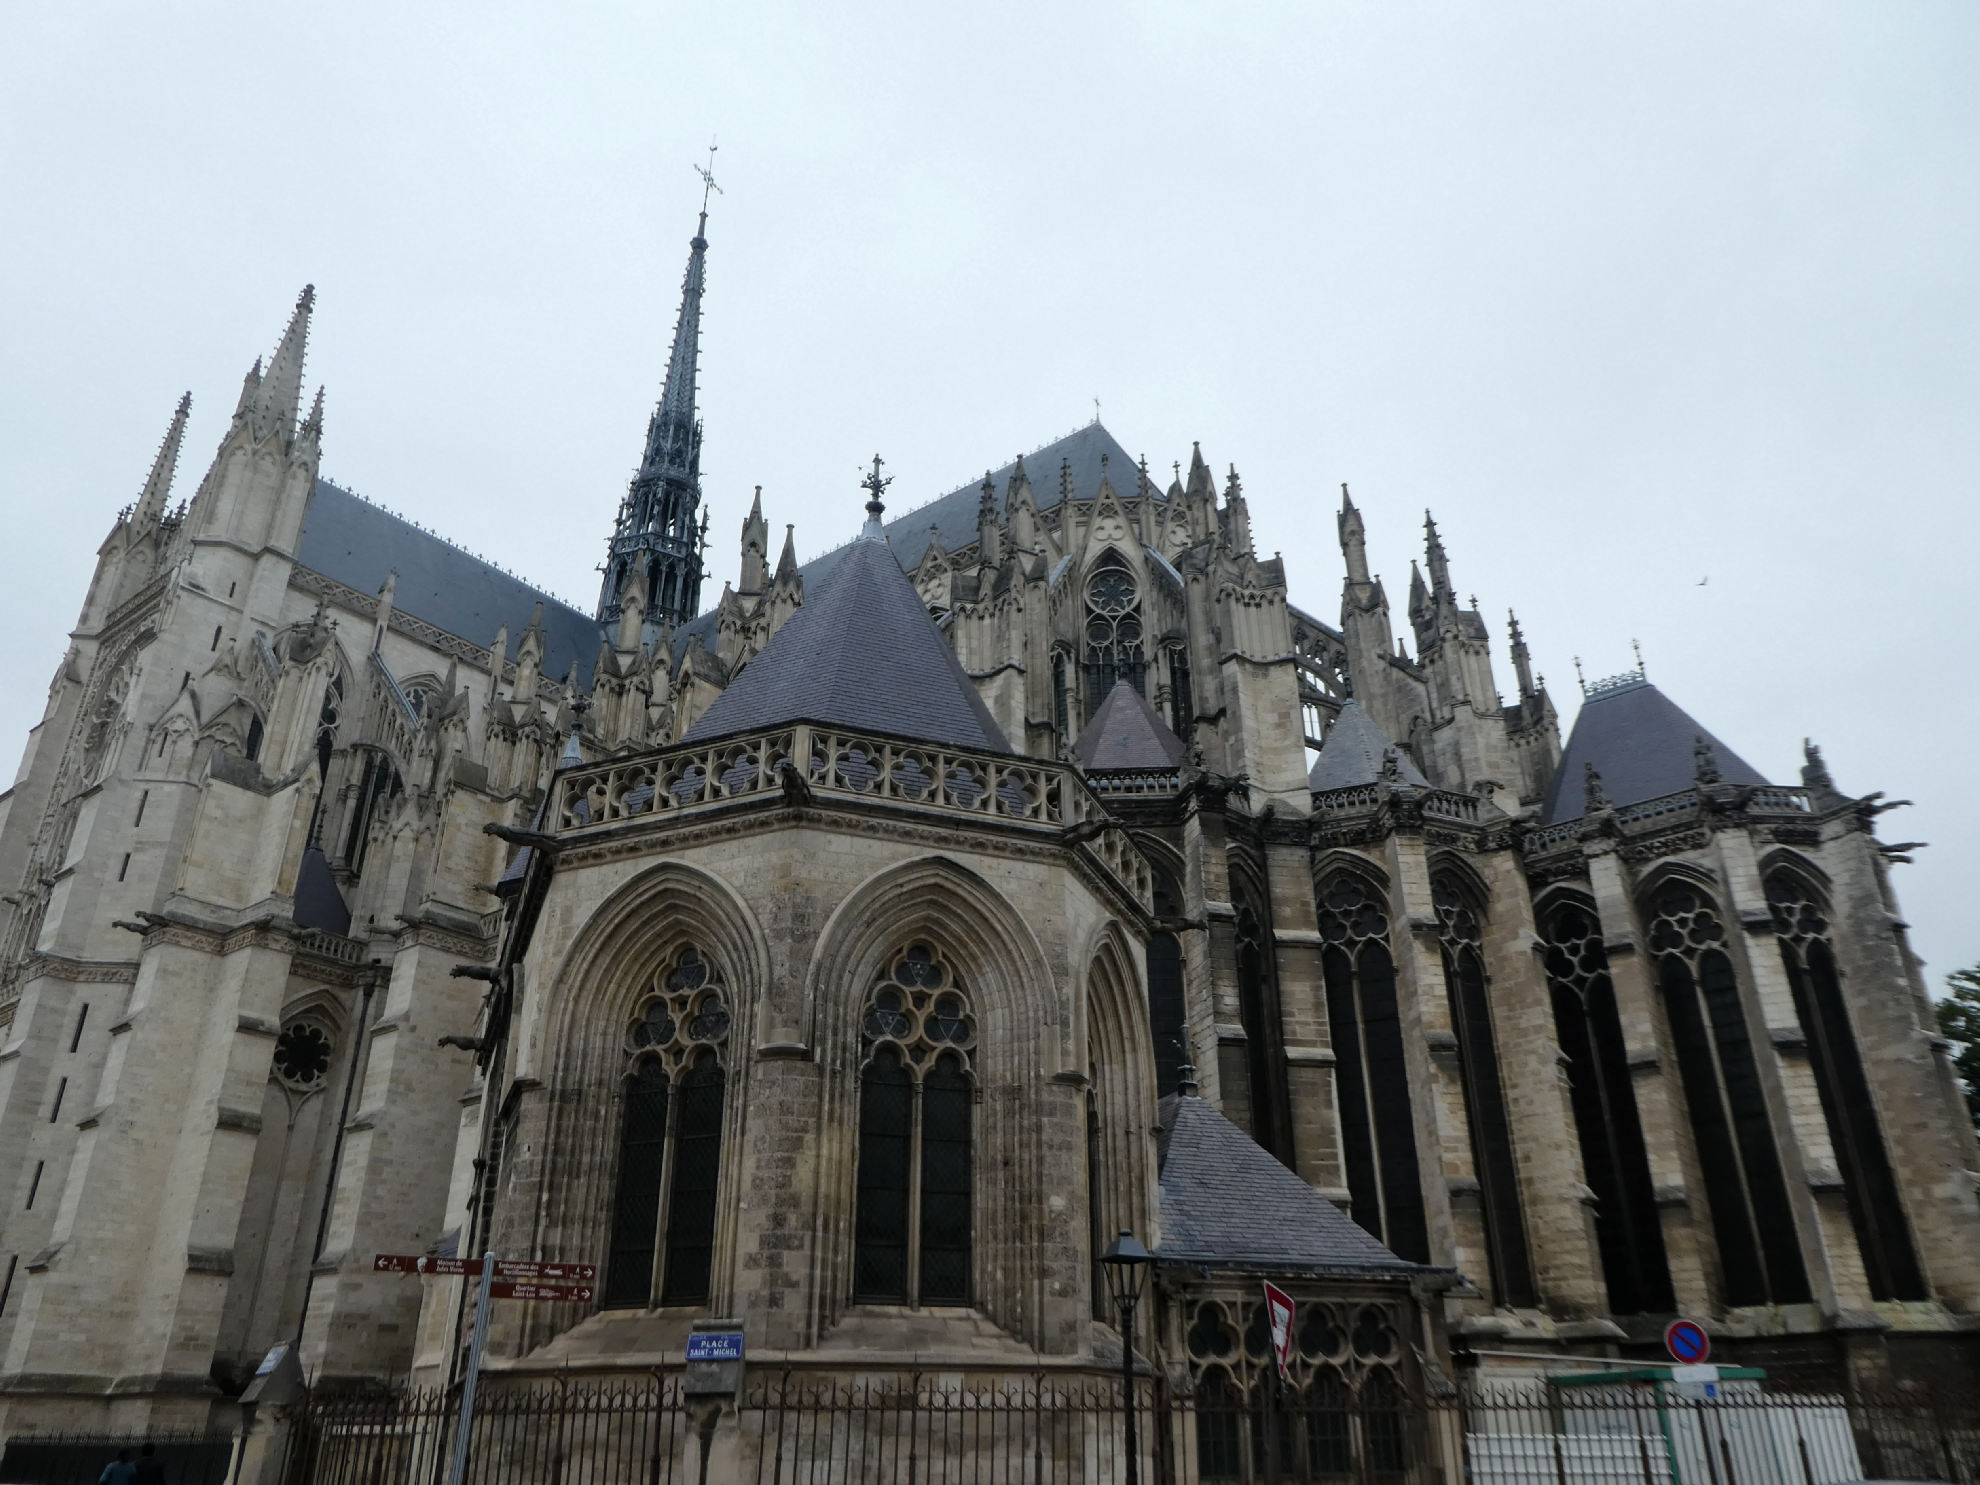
xmin=134 ymin=391 xmax=193 ymax=525
xmin=1059 ymin=457 xmax=1074 ymax=505
xmin=246 ymin=285 xmax=314 ymax=442
xmin=1573 ymin=656 xmax=1587 ymax=695
xmin=1340 ymin=481 xmax=1356 ymax=514
xmin=859 ymin=453 xmax=892 ymax=540
xmin=774 ymin=523 xmax=799 ymax=581
xmin=1423 ymin=508 xmax=1453 ymax=599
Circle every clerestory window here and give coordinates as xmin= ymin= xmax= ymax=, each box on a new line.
xmin=1433 ymin=875 xmax=1536 ymax=1308
xmin=1541 ymin=899 xmax=1673 ymax=1314
xmin=603 ymin=946 xmax=731 ymax=1309
xmin=854 ymin=945 xmax=975 ymax=1306
xmin=1649 ymin=883 xmax=1809 ymax=1307
xmin=1766 ymin=872 xmax=1926 ymax=1301
xmin=1318 ymin=875 xmax=1428 ymax=1263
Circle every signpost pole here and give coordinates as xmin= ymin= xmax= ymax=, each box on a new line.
xmin=445 ymin=1252 xmax=496 ymax=1485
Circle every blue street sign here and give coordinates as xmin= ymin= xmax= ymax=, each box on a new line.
xmin=1664 ymin=1319 xmax=1710 ymax=1365
xmin=685 ymin=1331 xmax=745 ymax=1362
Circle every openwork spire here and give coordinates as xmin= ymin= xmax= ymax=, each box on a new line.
xmin=135 ymin=391 xmax=192 ymax=525
xmin=245 ymin=286 xmax=313 ymax=444
xmin=598 ymin=184 xmax=716 ymax=636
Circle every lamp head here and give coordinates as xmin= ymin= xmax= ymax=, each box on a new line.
xmin=1099 ymin=1228 xmax=1154 ymax=1307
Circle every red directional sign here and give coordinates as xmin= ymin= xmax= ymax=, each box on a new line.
xmin=373 ymin=1254 xmax=598 ymax=1282
xmin=1262 ymin=1281 xmax=1296 ymax=1380
xmin=1664 ymin=1319 xmax=1711 ymax=1365
xmin=490 ymin=1281 xmax=595 ymax=1303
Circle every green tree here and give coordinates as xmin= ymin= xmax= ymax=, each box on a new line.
xmin=1938 ymin=965 xmax=1980 ymax=1136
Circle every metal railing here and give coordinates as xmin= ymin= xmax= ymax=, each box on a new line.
xmin=271 ymin=1371 xmax=1980 ymax=1485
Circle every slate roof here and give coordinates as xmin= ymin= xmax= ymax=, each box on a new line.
xmin=1541 ymin=677 xmax=1767 ymax=824
xmin=1156 ymin=1096 xmax=1418 ymax=1277
xmin=672 ymin=422 xmax=1147 ymax=664
xmin=1074 ymin=680 xmax=1188 ymax=770
xmin=680 ymin=533 xmax=1013 ymax=752
xmin=1307 ymin=701 xmax=1430 ymax=791
xmin=298 ymin=480 xmax=600 ymax=684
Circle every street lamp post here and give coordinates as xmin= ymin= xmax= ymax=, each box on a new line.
xmin=1100 ymin=1228 xmax=1155 ymax=1485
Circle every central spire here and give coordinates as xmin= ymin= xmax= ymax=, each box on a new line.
xmin=597 ymin=178 xmax=717 ymax=638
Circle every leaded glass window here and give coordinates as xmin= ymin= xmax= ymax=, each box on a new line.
xmin=1541 ymin=900 xmax=1673 ymax=1314
xmin=853 ymin=944 xmax=976 ymax=1306
xmin=1433 ymin=875 xmax=1536 ymax=1308
xmin=1767 ymin=872 xmax=1926 ymax=1301
xmin=1235 ymin=900 xmax=1291 ymax=1164
xmin=603 ymin=945 xmax=731 ymax=1309
xmin=1082 ymin=557 xmax=1147 ymax=701
xmin=1649 ymin=883 xmax=1809 ymax=1306
xmin=1318 ymin=875 xmax=1428 ymax=1263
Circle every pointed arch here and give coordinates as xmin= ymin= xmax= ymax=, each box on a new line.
xmin=1081 ymin=919 xmax=1160 ymax=1318
xmin=805 ymin=855 xmax=1059 ymax=1346
xmin=520 ymin=860 xmax=769 ymax=1321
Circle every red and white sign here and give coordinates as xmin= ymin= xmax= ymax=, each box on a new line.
xmin=1664 ymin=1318 xmax=1711 ymax=1365
xmin=1262 ymin=1281 xmax=1296 ymax=1380
xmin=490 ymin=1281 xmax=595 ymax=1303
xmin=373 ymin=1255 xmax=598 ymax=1282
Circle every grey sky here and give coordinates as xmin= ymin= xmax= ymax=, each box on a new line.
xmin=4 ymin=3 xmax=1975 ymax=981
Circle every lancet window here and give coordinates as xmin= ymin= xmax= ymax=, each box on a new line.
xmin=1648 ymin=884 xmax=1809 ymax=1306
xmin=1147 ymin=870 xmax=1188 ymax=1098
xmin=1164 ymin=640 xmax=1194 ymax=742
xmin=1540 ymin=900 xmax=1673 ymax=1314
xmin=1432 ymin=875 xmax=1536 ymax=1308
xmin=1766 ymin=872 xmax=1926 ymax=1301
xmin=1234 ymin=897 xmax=1291 ymax=1164
xmin=854 ymin=944 xmax=975 ymax=1307
xmin=603 ymin=946 xmax=731 ymax=1310
xmin=1082 ymin=556 xmax=1146 ymax=701
xmin=1318 ymin=874 xmax=1428 ymax=1263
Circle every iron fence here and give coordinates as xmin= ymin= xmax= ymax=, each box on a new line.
xmin=271 ymin=1371 xmax=1980 ymax=1485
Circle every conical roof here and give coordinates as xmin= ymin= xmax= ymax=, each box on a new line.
xmin=682 ymin=533 xmax=1012 ymax=752
xmin=1307 ymin=701 xmax=1429 ymax=791
xmin=1541 ymin=676 xmax=1767 ymax=824
xmin=1073 ymin=680 xmax=1187 ymax=770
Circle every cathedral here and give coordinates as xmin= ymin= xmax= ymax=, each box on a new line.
xmin=1 ymin=196 xmax=1975 ymax=1445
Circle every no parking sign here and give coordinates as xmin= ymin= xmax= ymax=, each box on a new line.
xmin=1664 ymin=1318 xmax=1711 ymax=1365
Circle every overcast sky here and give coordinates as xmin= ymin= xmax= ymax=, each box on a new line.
xmin=3 ymin=3 xmax=1975 ymax=981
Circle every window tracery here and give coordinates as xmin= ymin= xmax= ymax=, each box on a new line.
xmin=1648 ymin=883 xmax=1809 ymax=1306
xmin=1766 ymin=871 xmax=1925 ymax=1301
xmin=1432 ymin=874 xmax=1535 ymax=1308
xmin=604 ymin=945 xmax=731 ymax=1310
xmin=1539 ymin=899 xmax=1672 ymax=1314
xmin=854 ymin=944 xmax=975 ymax=1306
xmin=1082 ymin=557 xmax=1146 ymax=701
xmin=271 ymin=1022 xmax=333 ymax=1092
xmin=1317 ymin=874 xmax=1428 ymax=1263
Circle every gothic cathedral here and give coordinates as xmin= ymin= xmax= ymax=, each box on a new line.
xmin=1 ymin=202 xmax=1975 ymax=1438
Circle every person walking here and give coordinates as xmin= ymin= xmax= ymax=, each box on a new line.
xmin=133 ymin=1443 xmax=165 ymax=1485
xmin=98 ymin=1449 xmax=136 ymax=1485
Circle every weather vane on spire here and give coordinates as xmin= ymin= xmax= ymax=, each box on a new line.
xmin=695 ymin=139 xmax=722 ymax=215
xmin=859 ymin=454 xmax=893 ymax=540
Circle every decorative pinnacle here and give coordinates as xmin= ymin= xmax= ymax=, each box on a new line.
xmin=860 ymin=453 xmax=893 ymax=539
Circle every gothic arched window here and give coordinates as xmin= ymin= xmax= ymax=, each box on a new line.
xmin=1649 ymin=884 xmax=1809 ymax=1307
xmin=1082 ymin=557 xmax=1146 ymax=701
xmin=1433 ymin=875 xmax=1536 ymax=1307
xmin=1235 ymin=897 xmax=1291 ymax=1164
xmin=1767 ymin=872 xmax=1926 ymax=1301
xmin=603 ymin=946 xmax=731 ymax=1309
xmin=1147 ymin=869 xmax=1187 ymax=1097
xmin=1541 ymin=900 xmax=1673 ymax=1314
xmin=1318 ymin=875 xmax=1428 ymax=1263
xmin=1164 ymin=640 xmax=1193 ymax=742
xmin=342 ymin=749 xmax=402 ymax=879
xmin=854 ymin=944 xmax=975 ymax=1306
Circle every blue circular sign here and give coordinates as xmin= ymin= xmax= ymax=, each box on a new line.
xmin=1665 ymin=1319 xmax=1710 ymax=1364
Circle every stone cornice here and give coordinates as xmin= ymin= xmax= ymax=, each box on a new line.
xmin=12 ymin=953 xmax=138 ymax=986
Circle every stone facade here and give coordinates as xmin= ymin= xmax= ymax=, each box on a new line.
xmin=2 ymin=217 xmax=1976 ymax=1439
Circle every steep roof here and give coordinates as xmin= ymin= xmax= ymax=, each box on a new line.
xmin=1307 ymin=700 xmax=1429 ymax=791
xmin=671 ymin=422 xmax=1146 ymax=663
xmin=681 ymin=533 xmax=1012 ymax=752
xmin=298 ymin=480 xmax=599 ymax=684
xmin=1074 ymin=680 xmax=1188 ymax=770
xmin=1156 ymin=1096 xmax=1418 ymax=1277
xmin=1541 ymin=676 xmax=1768 ymax=824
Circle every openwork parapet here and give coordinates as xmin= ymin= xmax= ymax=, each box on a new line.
xmin=554 ymin=723 xmax=1149 ymax=907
